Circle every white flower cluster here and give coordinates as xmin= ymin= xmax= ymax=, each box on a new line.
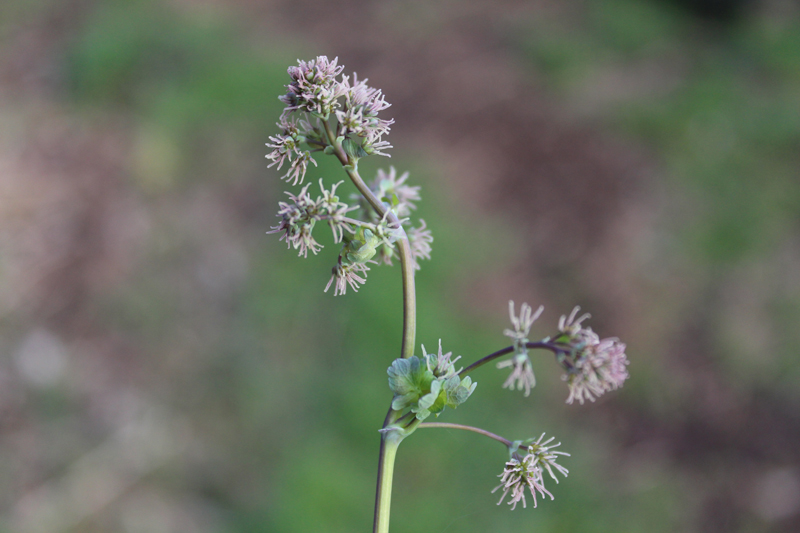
xmin=336 ymin=74 xmax=394 ymax=157
xmin=267 ymin=180 xmax=353 ymax=257
xmin=497 ymin=301 xmax=543 ymax=397
xmin=492 ymin=433 xmax=569 ymax=510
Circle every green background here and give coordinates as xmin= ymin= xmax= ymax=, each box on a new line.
xmin=1 ymin=0 xmax=799 ymax=532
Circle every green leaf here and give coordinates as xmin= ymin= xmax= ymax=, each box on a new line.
xmin=444 ymin=375 xmax=477 ymax=409
xmin=387 ymin=356 xmax=434 ymax=410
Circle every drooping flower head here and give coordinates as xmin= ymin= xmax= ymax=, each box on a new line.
xmin=555 ymin=306 xmax=630 ymax=404
xmin=563 ymin=337 xmax=629 ymax=404
xmin=492 ymin=433 xmax=569 ymax=510
xmin=325 ymin=260 xmax=371 ymax=296
xmin=407 ymin=220 xmax=433 ymax=270
xmin=497 ymin=353 xmax=536 ymax=397
xmin=497 ymin=301 xmax=543 ymax=396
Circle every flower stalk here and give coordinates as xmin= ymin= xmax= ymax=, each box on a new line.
xmin=266 ymin=56 xmax=630 ymax=533
xmin=321 ymin=119 xmax=417 ymax=360
xmin=418 ymin=422 xmax=513 ymax=447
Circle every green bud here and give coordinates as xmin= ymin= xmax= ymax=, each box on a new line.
xmin=342 ymin=137 xmax=369 ymax=160
xmin=379 ymin=243 xmax=394 ymax=263
xmin=344 ymin=227 xmax=380 ymax=264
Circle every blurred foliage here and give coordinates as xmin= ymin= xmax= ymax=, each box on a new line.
xmin=2 ymin=0 xmax=799 ymax=532
xmin=517 ymin=0 xmax=800 ymax=389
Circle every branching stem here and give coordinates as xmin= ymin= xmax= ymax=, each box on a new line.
xmin=418 ymin=422 xmax=512 ymax=447
xmin=459 ymin=341 xmax=568 ymax=376
xmin=321 ymin=119 xmax=417 ymax=533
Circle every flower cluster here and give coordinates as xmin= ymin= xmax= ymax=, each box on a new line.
xmin=387 ymin=341 xmax=477 ymax=421
xmin=336 ymin=74 xmax=394 ymax=157
xmin=370 ymin=167 xmax=420 ymax=218
xmin=265 ymin=117 xmax=321 ymax=185
xmin=280 ymin=56 xmax=346 ymax=118
xmin=424 ymin=339 xmax=462 ymax=379
xmin=266 ymin=56 xmax=632 ymax=528
xmin=324 ymin=218 xmax=402 ymax=295
xmin=497 ymin=301 xmax=543 ymax=396
xmin=267 ymin=180 xmax=354 ymax=257
xmin=325 ymin=259 xmax=371 ymax=297
xmin=267 ymin=57 xmax=431 ymax=295
xmin=492 ymin=433 xmax=569 ymax=510
xmin=268 ymin=56 xmax=395 ymax=186
xmin=554 ymin=307 xmax=630 ymax=404
xmin=407 ymin=221 xmax=433 ymax=270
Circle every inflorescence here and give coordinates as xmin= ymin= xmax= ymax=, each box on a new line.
xmin=496 ymin=301 xmax=543 ymax=397
xmin=266 ymin=56 xmax=432 ymax=294
xmin=266 ymin=57 xmax=631 ymax=518
xmin=493 ymin=433 xmax=570 ymax=510
xmin=486 ymin=302 xmax=628 ymax=508
xmin=495 ymin=302 xmax=630 ymax=405
xmin=553 ymin=306 xmax=630 ymax=404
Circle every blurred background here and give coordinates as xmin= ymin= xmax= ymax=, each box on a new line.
xmin=1 ymin=0 xmax=800 ymax=531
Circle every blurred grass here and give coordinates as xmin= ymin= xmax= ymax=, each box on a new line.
xmin=518 ymin=0 xmax=800 ymax=390
xmin=61 ymin=2 xmax=590 ymax=531
xmin=4 ymin=0 xmax=799 ymax=531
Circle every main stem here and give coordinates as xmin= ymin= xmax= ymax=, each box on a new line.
xmin=321 ymin=121 xmax=417 ymax=533
xmin=374 ymin=428 xmax=402 ymax=533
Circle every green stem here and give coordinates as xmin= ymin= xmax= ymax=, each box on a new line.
xmin=320 ymin=121 xmax=419 ymax=533
xmin=322 ymin=120 xmax=416 ymax=360
xmin=373 ymin=429 xmax=402 ymax=533
xmin=418 ymin=422 xmax=512 ymax=447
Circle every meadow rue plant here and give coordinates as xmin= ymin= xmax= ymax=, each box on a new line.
xmin=266 ymin=56 xmax=630 ymax=533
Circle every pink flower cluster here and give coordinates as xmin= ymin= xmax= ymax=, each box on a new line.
xmin=557 ymin=307 xmax=630 ymax=404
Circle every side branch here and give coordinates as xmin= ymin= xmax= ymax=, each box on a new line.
xmin=460 ymin=342 xmax=564 ymax=376
xmin=418 ymin=422 xmax=512 ymax=447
